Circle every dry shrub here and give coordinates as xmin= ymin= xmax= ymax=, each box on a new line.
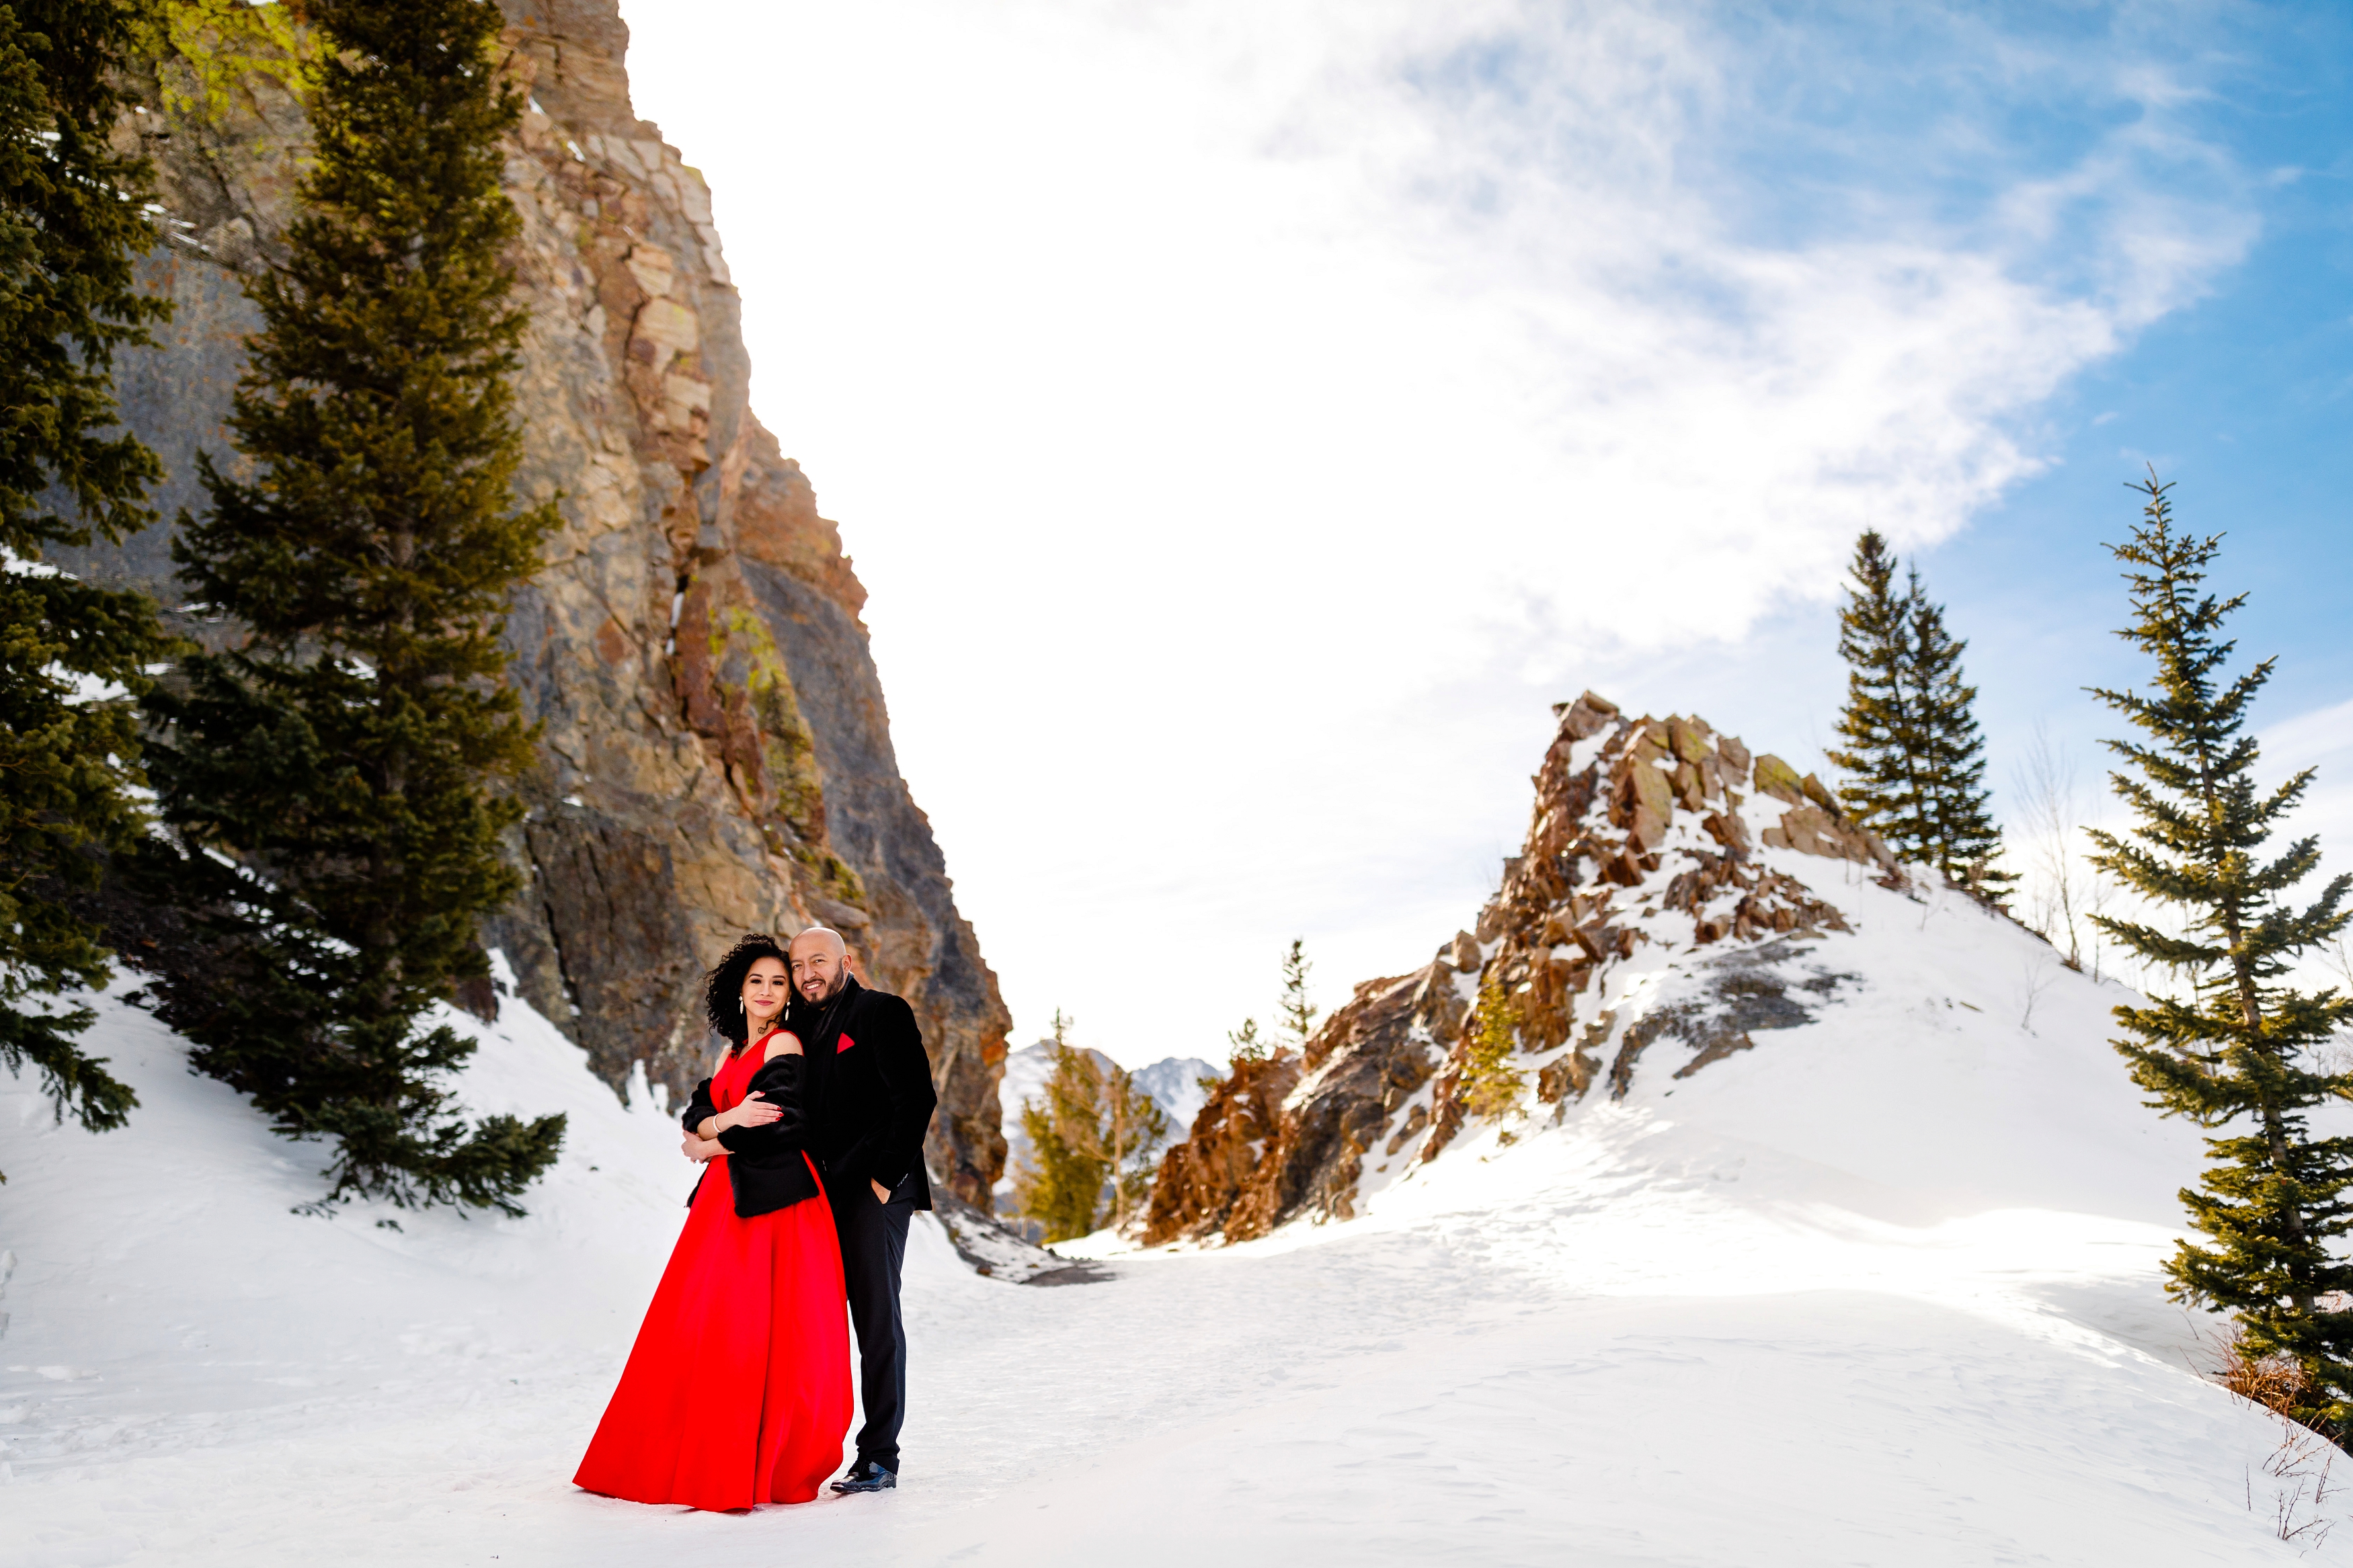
xmin=2216 ymin=1335 xmax=2314 ymax=1419
xmin=2203 ymin=1328 xmax=2340 ymax=1549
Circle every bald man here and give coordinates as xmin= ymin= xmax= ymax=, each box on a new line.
xmin=786 ymin=925 xmax=938 ymax=1494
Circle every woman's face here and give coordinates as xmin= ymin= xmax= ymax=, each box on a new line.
xmin=742 ymin=956 xmax=791 ymax=1031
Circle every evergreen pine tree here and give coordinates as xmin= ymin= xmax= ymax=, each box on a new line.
xmin=2087 ymin=475 xmax=2353 ymax=1432
xmin=1012 ymin=1012 xmax=1169 ymax=1239
xmin=1827 ymin=531 xmax=1923 ymax=834
xmin=1101 ymin=1061 xmax=1168 ymax=1231
xmin=1278 ymin=936 xmax=1318 ymax=1050
xmin=1457 ymin=970 xmax=1525 ymax=1126
xmin=1906 ymin=585 xmax=2010 ymax=893
xmin=1226 ymin=1016 xmax=1267 ymax=1064
xmin=140 ymin=0 xmax=563 ymax=1212
xmin=1827 ymin=531 xmax=2006 ymax=890
xmin=1013 ymin=1012 xmax=1111 ymax=1243
xmin=0 ymin=0 xmax=172 ymax=1176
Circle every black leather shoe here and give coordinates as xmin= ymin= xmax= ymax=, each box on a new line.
xmin=830 ymin=1459 xmax=898 ymax=1494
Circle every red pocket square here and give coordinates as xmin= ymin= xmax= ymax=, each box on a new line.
xmin=836 ymin=1032 xmax=856 ymax=1055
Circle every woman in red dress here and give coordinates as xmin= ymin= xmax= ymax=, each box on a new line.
xmin=575 ymin=934 xmax=853 ymax=1510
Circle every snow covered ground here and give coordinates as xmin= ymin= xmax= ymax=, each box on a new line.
xmin=3 ymin=870 xmax=2344 ymax=1565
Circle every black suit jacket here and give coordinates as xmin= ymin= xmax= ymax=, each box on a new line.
xmin=791 ymin=977 xmax=939 ymax=1210
xmin=680 ymin=1050 xmax=824 ymax=1216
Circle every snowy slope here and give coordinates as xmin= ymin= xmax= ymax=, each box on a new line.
xmin=2 ymin=884 xmax=2342 ymax=1565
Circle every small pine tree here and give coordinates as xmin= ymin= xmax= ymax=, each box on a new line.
xmin=1102 ymin=1061 xmax=1168 ymax=1231
xmin=1907 ymin=588 xmax=2009 ymax=894
xmin=1458 ymin=971 xmax=1525 ymax=1126
xmin=2087 ymin=475 xmax=2353 ymax=1432
xmin=1226 ymin=1016 xmax=1267 ymax=1065
xmin=1014 ymin=1012 xmax=1112 ymax=1243
xmin=140 ymin=0 xmax=562 ymax=1212
xmin=0 ymin=0 xmax=173 ymax=1177
xmin=1827 ymin=531 xmax=2005 ymax=889
xmin=1278 ymin=937 xmax=1318 ymax=1050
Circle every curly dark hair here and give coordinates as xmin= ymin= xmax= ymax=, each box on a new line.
xmin=704 ymin=932 xmax=792 ymax=1050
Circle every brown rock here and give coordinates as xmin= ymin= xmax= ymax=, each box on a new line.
xmin=1780 ymin=805 xmax=1833 ymax=855
xmin=1447 ymin=930 xmax=1482 ymax=971
xmin=1384 ymin=1103 xmax=1429 ymax=1155
xmin=1631 ymin=757 xmax=1676 ymax=827
xmin=1671 ymin=761 xmax=1707 ymax=812
xmin=1420 ymin=1065 xmax=1467 ymax=1163
xmin=1141 ymin=1050 xmax=1303 ymax=1245
xmin=1717 ymin=735 xmax=1751 ymax=780
xmin=1536 ymin=1047 xmax=1597 ymax=1104
xmin=1801 ymin=773 xmax=1840 ymax=814
xmin=1554 ymin=690 xmax=1620 ymax=741
xmin=1751 ymin=753 xmax=1805 ymax=804
xmin=1412 ymin=962 xmax=1470 ymax=1042
xmin=63 ymin=0 xmax=1015 ymax=1202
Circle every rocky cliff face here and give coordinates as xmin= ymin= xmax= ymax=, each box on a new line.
xmin=55 ymin=1 xmax=1012 ymax=1202
xmin=1144 ymin=691 xmax=1899 ymax=1244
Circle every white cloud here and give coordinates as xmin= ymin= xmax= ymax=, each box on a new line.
xmin=621 ymin=0 xmax=2257 ymax=1062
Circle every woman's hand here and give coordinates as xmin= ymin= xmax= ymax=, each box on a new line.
xmin=681 ymin=1133 xmax=723 ymax=1162
xmin=694 ymin=1089 xmax=789 ymax=1140
xmin=717 ymin=1090 xmax=786 ymax=1134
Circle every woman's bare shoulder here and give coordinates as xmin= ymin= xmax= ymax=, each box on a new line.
xmin=762 ymin=1031 xmax=805 ymax=1061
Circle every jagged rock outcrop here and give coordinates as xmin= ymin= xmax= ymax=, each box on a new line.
xmin=1141 ymin=1050 xmax=1301 ymax=1245
xmin=1146 ymin=691 xmax=1901 ymax=1242
xmin=54 ymin=1 xmax=1012 ymax=1201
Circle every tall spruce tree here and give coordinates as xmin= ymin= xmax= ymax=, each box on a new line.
xmin=1827 ymin=532 xmax=2005 ymax=889
xmin=0 ymin=0 xmax=171 ymax=1176
xmin=2088 ymin=476 xmax=2353 ymax=1431
xmin=1827 ymin=531 xmax=1921 ymax=830
xmin=1906 ymin=586 xmax=2010 ymax=894
xmin=142 ymin=0 xmax=563 ymax=1212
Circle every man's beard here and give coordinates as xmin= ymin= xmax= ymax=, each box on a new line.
xmin=797 ymin=970 xmax=848 ymax=1005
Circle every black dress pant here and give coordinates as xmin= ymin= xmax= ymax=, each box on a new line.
xmin=830 ymin=1177 xmax=914 ymax=1469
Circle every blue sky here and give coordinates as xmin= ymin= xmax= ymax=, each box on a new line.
xmin=625 ymin=1 xmax=2353 ymax=1062
xmin=1587 ymin=0 xmax=2353 ymax=808
xmin=1933 ymin=0 xmax=2353 ymax=725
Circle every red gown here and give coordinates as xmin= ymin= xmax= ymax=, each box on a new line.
xmin=575 ymin=1041 xmax=853 ymax=1509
